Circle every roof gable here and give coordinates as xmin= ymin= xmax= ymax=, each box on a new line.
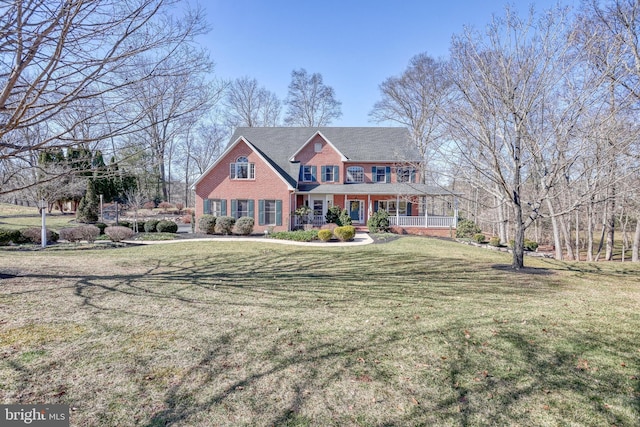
xmin=193 ymin=136 xmax=295 ymax=190
xmin=289 ymin=131 xmax=348 ymax=162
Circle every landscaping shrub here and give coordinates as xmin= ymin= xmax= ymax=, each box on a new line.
xmin=233 ymin=216 xmax=254 ymax=235
xmin=118 ymin=221 xmax=131 ymax=229
xmin=0 ymin=228 xmax=22 ymax=245
xmin=156 ymin=220 xmax=178 ymax=233
xmin=158 ymin=201 xmax=173 ymax=212
xmin=21 ymin=227 xmax=59 ymax=244
xmin=338 ymin=209 xmax=352 ymax=226
xmin=143 ymin=201 xmax=156 ymax=210
xmin=105 ymin=226 xmax=134 ymax=242
xmin=367 ymin=210 xmax=390 ymax=233
xmin=144 ymin=219 xmax=160 ymax=233
xmin=214 ymin=216 xmax=235 ymax=235
xmin=318 ymin=229 xmax=333 ymax=242
xmin=59 ymin=225 xmax=100 ymax=243
xmin=94 ymin=222 xmax=107 ymax=235
xmin=473 ymin=233 xmax=486 ymax=243
xmin=524 ymin=239 xmax=539 ymax=251
xmin=198 ymin=215 xmax=216 ymax=234
xmin=269 ymin=230 xmax=318 ymax=242
xmin=132 ymin=220 xmax=145 ymax=233
xmin=333 ymin=225 xmax=356 ymax=241
xmin=489 ymin=236 xmax=501 ymax=247
xmin=456 ymin=219 xmax=481 ymax=238
xmin=181 ymin=214 xmax=191 ymax=224
xmin=175 ymin=202 xmax=184 ymax=213
xmin=325 ymin=206 xmax=342 ymax=224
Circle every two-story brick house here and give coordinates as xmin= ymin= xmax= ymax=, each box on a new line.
xmin=194 ymin=127 xmax=458 ymax=234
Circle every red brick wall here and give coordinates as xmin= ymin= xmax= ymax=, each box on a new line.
xmin=194 ymin=139 xmax=293 ymax=232
xmin=295 ymin=134 xmax=344 ymax=184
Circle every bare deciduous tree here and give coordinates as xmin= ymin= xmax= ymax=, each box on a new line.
xmin=284 ymin=69 xmax=342 ymax=126
xmin=223 ymin=77 xmax=281 ymax=128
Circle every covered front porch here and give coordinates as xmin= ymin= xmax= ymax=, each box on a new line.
xmin=292 ymin=183 xmax=459 ymax=233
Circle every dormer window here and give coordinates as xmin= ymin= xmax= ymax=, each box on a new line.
xmin=230 ymin=156 xmax=255 ymax=180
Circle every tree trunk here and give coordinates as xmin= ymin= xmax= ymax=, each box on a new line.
xmin=546 ymin=199 xmax=563 ymax=260
xmin=587 ymin=201 xmax=595 ymax=261
xmin=560 ymin=214 xmax=575 ymax=261
xmin=632 ymin=217 xmax=640 ymax=262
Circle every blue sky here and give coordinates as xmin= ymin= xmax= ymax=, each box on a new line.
xmin=199 ymin=1 xmax=577 ymax=126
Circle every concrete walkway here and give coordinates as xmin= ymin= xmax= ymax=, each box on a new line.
xmin=124 ymin=232 xmax=374 ymax=247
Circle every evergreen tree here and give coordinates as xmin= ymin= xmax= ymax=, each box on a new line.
xmin=77 ymin=179 xmax=99 ymax=223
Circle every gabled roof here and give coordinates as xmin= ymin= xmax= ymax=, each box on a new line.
xmin=289 ymin=130 xmax=348 ymax=162
xmin=193 ymin=136 xmax=295 ymax=190
xmin=227 ymin=127 xmax=419 ymax=185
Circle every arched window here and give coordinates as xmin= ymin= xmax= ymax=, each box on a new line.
xmin=230 ymin=155 xmax=254 ymax=179
xmin=346 ymin=166 xmax=364 ymax=183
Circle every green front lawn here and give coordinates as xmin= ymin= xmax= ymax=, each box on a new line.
xmin=0 ymin=237 xmax=638 ymax=426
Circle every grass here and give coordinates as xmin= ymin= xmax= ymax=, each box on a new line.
xmin=0 ymin=203 xmax=78 ymax=231
xmin=0 ymin=209 xmax=639 ymax=425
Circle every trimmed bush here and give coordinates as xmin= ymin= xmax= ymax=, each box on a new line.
xmin=105 ymin=226 xmax=134 ymax=242
xmin=473 ymin=233 xmax=485 ymax=243
xmin=456 ymin=219 xmax=481 ymax=238
xmin=198 ymin=215 xmax=216 ymax=234
xmin=333 ymin=225 xmax=356 ymax=242
xmin=367 ymin=210 xmax=390 ymax=233
xmin=338 ymin=209 xmax=352 ymax=226
xmin=268 ymin=230 xmax=318 ymax=242
xmin=318 ymin=229 xmax=333 ymax=242
xmin=59 ymin=225 xmax=100 ymax=243
xmin=0 ymin=228 xmax=22 ymax=245
xmin=524 ymin=239 xmax=539 ymax=251
xmin=158 ymin=201 xmax=173 ymax=212
xmin=143 ymin=201 xmax=156 ymax=210
xmin=144 ymin=219 xmax=160 ymax=233
xmin=214 ymin=216 xmax=235 ymax=235
xmin=233 ymin=216 xmax=254 ymax=235
xmin=489 ymin=236 xmax=501 ymax=247
xmin=156 ymin=220 xmax=178 ymax=233
xmin=21 ymin=227 xmax=59 ymax=244
xmin=94 ymin=222 xmax=107 ymax=235
xmin=132 ymin=220 xmax=145 ymax=233
xmin=118 ymin=220 xmax=131 ymax=229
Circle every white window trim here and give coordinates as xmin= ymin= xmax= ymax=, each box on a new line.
xmin=302 ymin=165 xmax=314 ymax=182
xmin=347 ymin=166 xmax=364 ymax=183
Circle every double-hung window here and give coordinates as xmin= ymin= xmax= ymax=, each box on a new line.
xmin=232 ymin=199 xmax=254 ymax=219
xmin=203 ymin=199 xmax=226 ymax=216
xmin=230 ymin=156 xmax=255 ymax=180
xmin=379 ymin=200 xmax=408 ymax=216
xmin=301 ymin=165 xmax=317 ymax=182
xmin=372 ymin=166 xmax=391 ymax=183
xmin=258 ymin=199 xmax=282 ymax=226
xmin=321 ymin=165 xmax=339 ymax=182
xmin=346 ymin=166 xmax=364 ymax=183
xmin=397 ymin=167 xmax=416 ymax=183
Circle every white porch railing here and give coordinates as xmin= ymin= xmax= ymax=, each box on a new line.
xmin=292 ymin=214 xmax=457 ymax=229
xmin=293 ymin=215 xmax=326 ymax=228
xmin=388 ymin=216 xmax=456 ymax=228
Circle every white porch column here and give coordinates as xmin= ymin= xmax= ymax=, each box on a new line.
xmin=454 ymin=196 xmax=459 ymax=227
xmin=367 ymin=195 xmax=371 ymax=220
xmin=396 ymin=194 xmax=400 ymax=225
xmin=344 ymin=194 xmax=347 ymax=209
xmin=424 ymin=196 xmax=428 ymax=228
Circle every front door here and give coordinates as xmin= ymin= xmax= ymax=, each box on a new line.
xmin=349 ymin=200 xmax=364 ymax=223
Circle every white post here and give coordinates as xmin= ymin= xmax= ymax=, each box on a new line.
xmin=99 ymin=194 xmax=104 ymax=222
xmin=396 ymin=194 xmax=400 ymax=226
xmin=424 ymin=196 xmax=428 ymax=228
xmin=39 ymin=199 xmax=47 ymax=248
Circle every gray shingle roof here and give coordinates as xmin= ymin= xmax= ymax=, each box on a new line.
xmin=229 ymin=127 xmax=420 ymax=186
xmin=297 ymin=183 xmax=460 ymax=196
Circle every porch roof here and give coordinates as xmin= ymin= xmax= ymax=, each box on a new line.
xmin=296 ymin=183 xmax=461 ymax=196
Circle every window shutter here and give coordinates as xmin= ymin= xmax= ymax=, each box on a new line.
xmin=321 ymin=166 xmax=327 ymax=182
xmin=248 ymin=199 xmax=254 ymax=219
xmin=230 ymin=163 xmax=236 ymax=179
xmin=299 ymin=165 xmax=304 ymax=181
xmin=333 ymin=166 xmax=339 ymax=182
xmin=374 ymin=201 xmax=378 ymax=212
xmin=372 ymin=166 xmax=377 ymax=181
xmin=258 ymin=200 xmax=265 ymax=225
xmin=275 ymin=200 xmax=282 ymax=226
xmin=311 ymin=166 xmax=317 ymax=182
xmin=385 ymin=166 xmax=391 ymax=183
xmin=220 ymin=199 xmax=227 ymax=216
xmin=410 ymin=169 xmax=416 ymax=183
xmin=231 ymin=199 xmax=237 ymax=218
xmin=407 ymin=202 xmax=412 ymax=216
xmin=203 ymin=199 xmax=211 ymax=214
